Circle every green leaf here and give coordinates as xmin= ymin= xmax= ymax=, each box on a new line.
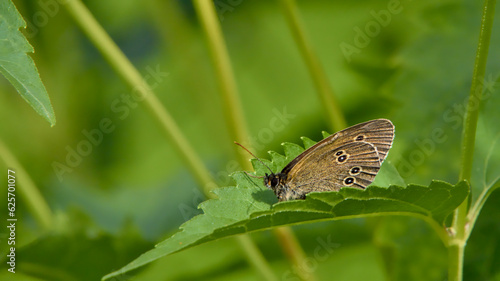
xmin=0 ymin=0 xmax=56 ymax=125
xmin=103 ymin=137 xmax=469 ymax=280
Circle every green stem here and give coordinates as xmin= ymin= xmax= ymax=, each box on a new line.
xmin=458 ymin=0 xmax=496 ymax=183
xmin=191 ymin=2 xmax=278 ymax=280
xmin=237 ymin=235 xmax=279 ymax=281
xmin=192 ymin=0 xmax=251 ymax=170
xmin=464 ymin=78 xmax=500 ymax=239
xmin=273 ymin=227 xmax=317 ymax=281
xmin=279 ymin=0 xmax=346 ymax=132
xmin=450 ymin=0 xmax=496 ymax=280
xmin=0 ymin=138 xmax=52 ymax=230
xmin=448 ymin=242 xmax=465 ymax=281
xmin=63 ymin=0 xmax=216 ymax=196
xmin=192 ymin=2 xmax=314 ymax=280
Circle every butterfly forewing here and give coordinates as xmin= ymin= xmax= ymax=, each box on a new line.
xmin=281 ymin=119 xmax=394 ymax=176
xmin=329 ymin=118 xmax=394 ymax=163
xmin=358 ymin=119 xmax=394 ymax=163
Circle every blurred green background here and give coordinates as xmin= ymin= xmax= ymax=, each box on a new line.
xmin=1 ymin=0 xmax=500 ymax=280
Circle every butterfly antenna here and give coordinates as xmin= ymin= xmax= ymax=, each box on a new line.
xmin=244 ymin=171 xmax=264 ymax=179
xmin=234 ymin=142 xmax=274 ymax=174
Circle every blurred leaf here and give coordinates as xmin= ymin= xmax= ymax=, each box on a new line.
xmin=0 ymin=209 xmax=152 ymax=281
xmin=375 ymin=217 xmax=448 ymax=281
xmin=464 ymin=190 xmax=500 ymax=280
xmin=133 ymin=220 xmax=386 ymax=280
xmin=0 ymin=0 xmax=55 ymax=125
xmin=471 ymin=74 xmax=500 ymax=204
xmin=388 ymin=0 xmax=500 ymax=187
xmin=103 ymin=135 xmax=468 ymax=280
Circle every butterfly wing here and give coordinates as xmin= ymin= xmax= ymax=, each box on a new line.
xmin=285 ymin=142 xmax=381 ymax=194
xmin=281 ymin=119 xmax=394 ymax=198
xmin=282 ymin=119 xmax=394 ymax=176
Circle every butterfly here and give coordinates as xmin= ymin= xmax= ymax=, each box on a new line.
xmin=240 ymin=119 xmax=395 ymax=201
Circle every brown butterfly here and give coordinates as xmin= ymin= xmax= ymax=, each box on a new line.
xmin=239 ymin=119 xmax=395 ymax=201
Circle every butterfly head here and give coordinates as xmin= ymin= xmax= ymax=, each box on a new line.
xmin=264 ymin=172 xmax=301 ymax=201
xmin=264 ymin=173 xmax=281 ymax=189
xmin=234 ymin=141 xmax=305 ymax=201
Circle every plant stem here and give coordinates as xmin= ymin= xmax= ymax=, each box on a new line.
xmin=192 ymin=2 xmax=314 ymax=281
xmin=191 ymin=2 xmax=278 ymax=280
xmin=458 ymin=0 xmax=496 ymax=183
xmin=192 ymin=0 xmax=251 ymax=171
xmin=0 ymin=138 xmax=52 ymax=230
xmin=450 ymin=0 xmax=496 ymax=280
xmin=63 ymin=0 xmax=216 ymax=196
xmin=237 ymin=235 xmax=279 ymax=281
xmin=274 ymin=227 xmax=317 ymax=281
xmin=279 ymin=0 xmax=346 ymax=132
xmin=448 ymin=242 xmax=465 ymax=281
